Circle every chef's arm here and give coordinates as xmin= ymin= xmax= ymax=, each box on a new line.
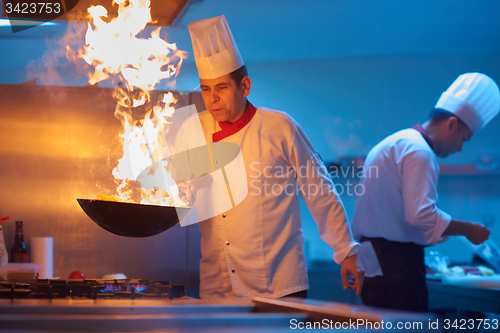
xmin=288 ymin=123 xmax=359 ymax=264
xmin=176 ymin=175 xmax=213 ymax=206
xmin=442 ymin=218 xmax=490 ymax=245
xmin=170 ymin=111 xmax=211 ymax=206
xmin=402 ymin=150 xmax=451 ymax=245
xmin=287 ymin=122 xmax=364 ymax=294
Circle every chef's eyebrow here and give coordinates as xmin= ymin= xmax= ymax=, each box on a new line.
xmin=200 ymin=83 xmax=229 ymax=89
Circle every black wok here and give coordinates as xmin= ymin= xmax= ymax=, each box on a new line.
xmin=77 ymin=199 xmax=190 ymax=237
xmin=77 ymin=142 xmax=241 ymax=237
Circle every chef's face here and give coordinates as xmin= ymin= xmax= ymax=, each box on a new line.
xmin=435 ymin=118 xmax=473 ymax=158
xmin=200 ymin=74 xmax=251 ymax=123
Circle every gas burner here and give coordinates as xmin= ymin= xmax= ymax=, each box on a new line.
xmin=113 ymin=290 xmax=145 ymax=299
xmin=0 ymin=279 xmax=186 ymax=300
xmin=0 ymin=281 xmax=32 ymax=299
xmin=100 ymin=279 xmax=149 ymax=293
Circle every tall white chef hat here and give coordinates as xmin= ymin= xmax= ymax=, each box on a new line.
xmin=188 ymin=15 xmax=244 ymax=80
xmin=435 ymin=73 xmax=500 ymax=133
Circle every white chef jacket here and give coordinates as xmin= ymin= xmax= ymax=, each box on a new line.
xmin=351 ymin=128 xmax=452 ymax=277
xmin=177 ymin=104 xmax=359 ymax=298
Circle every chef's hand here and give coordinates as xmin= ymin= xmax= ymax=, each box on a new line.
xmin=177 ymin=181 xmax=197 ymax=207
xmin=435 ymin=235 xmax=449 ymax=244
xmin=465 ymin=222 xmax=490 ymax=245
xmin=340 ymin=254 xmax=364 ymax=297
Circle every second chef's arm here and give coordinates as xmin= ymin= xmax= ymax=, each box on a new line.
xmin=442 ymin=218 xmax=490 ymax=245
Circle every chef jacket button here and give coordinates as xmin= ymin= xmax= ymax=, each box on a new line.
xmin=231 ymin=269 xmax=235 ymax=273
xmin=222 ymin=213 xmax=226 ymax=218
xmin=226 ymin=241 xmax=230 ymax=246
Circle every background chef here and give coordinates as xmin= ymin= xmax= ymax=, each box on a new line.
xmin=175 ymin=15 xmax=364 ymax=299
xmin=352 ymin=73 xmax=500 ymax=312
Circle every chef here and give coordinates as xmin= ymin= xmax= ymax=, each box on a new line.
xmin=352 ymin=73 xmax=500 ymax=312
xmin=176 ymin=15 xmax=363 ymax=299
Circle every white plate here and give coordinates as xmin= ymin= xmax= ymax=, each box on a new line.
xmin=442 ymin=274 xmax=500 ymax=288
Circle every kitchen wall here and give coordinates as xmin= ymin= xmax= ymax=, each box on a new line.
xmin=0 ymin=83 xmax=202 ymax=288
xmin=246 ymin=55 xmax=500 ymax=164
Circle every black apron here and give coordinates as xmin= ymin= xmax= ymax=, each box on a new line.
xmin=360 ymin=237 xmax=428 ymax=312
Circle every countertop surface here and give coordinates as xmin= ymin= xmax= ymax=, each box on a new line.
xmin=0 ymin=296 xmax=438 ymax=332
xmin=427 ymin=279 xmax=500 ymax=314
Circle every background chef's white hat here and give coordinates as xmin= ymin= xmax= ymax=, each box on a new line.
xmin=188 ymin=15 xmax=244 ymax=80
xmin=435 ymin=73 xmax=500 ymax=133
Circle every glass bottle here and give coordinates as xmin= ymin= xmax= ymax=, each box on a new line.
xmin=10 ymin=221 xmax=27 ymax=263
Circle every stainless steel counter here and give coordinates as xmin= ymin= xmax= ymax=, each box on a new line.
xmin=2 ymin=298 xmax=294 ymax=332
xmin=427 ymin=280 xmax=500 ymax=314
xmin=0 ymin=297 xmax=438 ymax=332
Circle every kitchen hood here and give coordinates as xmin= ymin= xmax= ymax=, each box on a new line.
xmin=2 ymin=0 xmax=202 ymax=27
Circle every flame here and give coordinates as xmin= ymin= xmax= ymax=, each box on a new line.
xmin=80 ymin=0 xmax=186 ymax=91
xmin=69 ymin=0 xmax=188 ymax=206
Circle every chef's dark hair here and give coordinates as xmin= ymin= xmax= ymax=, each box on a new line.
xmin=229 ymin=65 xmax=248 ymax=88
xmin=428 ymin=108 xmax=467 ymax=128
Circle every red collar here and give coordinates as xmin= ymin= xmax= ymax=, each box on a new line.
xmin=411 ymin=124 xmax=434 ymax=150
xmin=213 ymin=102 xmax=257 ymax=142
